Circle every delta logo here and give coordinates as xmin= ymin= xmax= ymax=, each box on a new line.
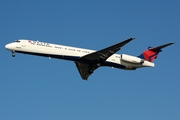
xmin=28 ymin=40 xmax=32 ymax=43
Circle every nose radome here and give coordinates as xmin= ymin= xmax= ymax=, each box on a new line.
xmin=5 ymin=44 xmax=13 ymax=50
xmin=5 ymin=44 xmax=9 ymax=49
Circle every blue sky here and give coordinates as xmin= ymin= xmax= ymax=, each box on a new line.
xmin=0 ymin=0 xmax=179 ymax=120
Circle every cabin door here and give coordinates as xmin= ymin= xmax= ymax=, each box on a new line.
xmin=22 ymin=41 xmax=26 ymax=47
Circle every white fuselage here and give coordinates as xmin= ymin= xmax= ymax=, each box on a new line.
xmin=5 ymin=39 xmax=154 ymax=70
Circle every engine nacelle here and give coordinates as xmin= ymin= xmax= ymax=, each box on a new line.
xmin=120 ymin=54 xmax=145 ymax=69
xmin=121 ymin=54 xmax=144 ymax=64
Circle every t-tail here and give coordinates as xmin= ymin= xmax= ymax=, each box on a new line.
xmin=138 ymin=42 xmax=175 ymax=62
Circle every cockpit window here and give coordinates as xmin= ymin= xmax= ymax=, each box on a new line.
xmin=14 ymin=40 xmax=20 ymax=42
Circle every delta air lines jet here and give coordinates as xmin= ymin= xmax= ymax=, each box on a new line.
xmin=5 ymin=38 xmax=174 ymax=80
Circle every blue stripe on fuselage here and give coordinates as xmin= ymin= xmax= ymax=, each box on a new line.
xmin=15 ymin=51 xmax=127 ymax=69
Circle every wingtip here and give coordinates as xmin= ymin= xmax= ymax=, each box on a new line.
xmin=130 ymin=37 xmax=135 ymax=40
xmin=127 ymin=37 xmax=135 ymax=41
xmin=167 ymin=42 xmax=175 ymax=46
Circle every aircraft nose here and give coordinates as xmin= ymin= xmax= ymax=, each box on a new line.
xmin=5 ymin=43 xmax=13 ymax=50
xmin=5 ymin=44 xmax=10 ymax=49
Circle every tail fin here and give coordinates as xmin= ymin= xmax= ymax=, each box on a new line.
xmin=138 ymin=42 xmax=174 ymax=62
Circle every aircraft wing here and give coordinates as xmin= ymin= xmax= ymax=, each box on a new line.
xmin=75 ymin=62 xmax=99 ymax=80
xmin=75 ymin=38 xmax=134 ymax=80
xmin=81 ymin=38 xmax=135 ymax=62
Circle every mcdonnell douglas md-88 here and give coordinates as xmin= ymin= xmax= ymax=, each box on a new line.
xmin=5 ymin=38 xmax=174 ymax=80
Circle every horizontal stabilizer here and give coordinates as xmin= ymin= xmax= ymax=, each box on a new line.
xmin=148 ymin=42 xmax=175 ymax=51
xmin=138 ymin=42 xmax=175 ymax=62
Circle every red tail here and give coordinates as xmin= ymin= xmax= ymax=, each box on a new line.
xmin=138 ymin=42 xmax=174 ymax=62
xmin=138 ymin=49 xmax=161 ymax=62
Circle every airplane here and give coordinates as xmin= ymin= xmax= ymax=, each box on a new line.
xmin=5 ymin=38 xmax=174 ymax=80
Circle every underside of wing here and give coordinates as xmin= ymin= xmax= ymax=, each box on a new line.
xmin=75 ymin=62 xmax=99 ymax=80
xmin=75 ymin=38 xmax=135 ymax=80
xmin=81 ymin=38 xmax=135 ymax=62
